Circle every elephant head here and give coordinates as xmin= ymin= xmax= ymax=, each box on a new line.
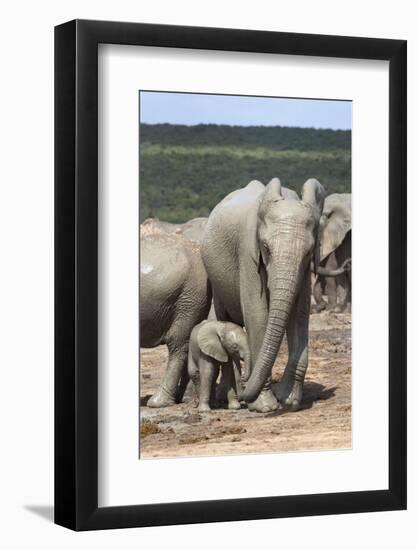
xmin=319 ymin=193 xmax=351 ymax=261
xmin=197 ymin=321 xmax=251 ymax=382
xmin=242 ymin=178 xmax=324 ymax=404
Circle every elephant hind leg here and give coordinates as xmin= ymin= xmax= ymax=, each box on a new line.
xmin=147 ymin=342 xmax=188 ymax=408
xmin=244 ymin=308 xmax=279 ymax=413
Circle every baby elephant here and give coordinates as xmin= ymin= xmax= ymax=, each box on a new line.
xmin=188 ymin=320 xmax=250 ymax=412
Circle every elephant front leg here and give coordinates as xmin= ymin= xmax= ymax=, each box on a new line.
xmin=198 ymin=358 xmax=219 ymax=412
xmin=220 ymin=363 xmax=241 ymax=410
xmin=325 ymin=253 xmax=338 ymax=310
xmin=312 ymin=275 xmax=327 ymax=312
xmin=276 ymin=271 xmax=310 ymax=410
xmin=344 ymin=274 xmax=352 ymax=312
xmin=147 ymin=344 xmax=188 ymax=408
xmin=239 ymin=271 xmax=278 ymax=413
xmin=340 ymin=272 xmax=351 ymax=313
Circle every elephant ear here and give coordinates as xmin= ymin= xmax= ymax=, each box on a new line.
xmin=262 ymin=178 xmax=284 ymax=204
xmin=301 ymin=178 xmax=325 ymax=213
xmin=197 ymin=323 xmax=228 ymax=363
xmin=321 ymin=210 xmax=351 ymax=259
xmin=301 ymin=179 xmax=325 ymax=274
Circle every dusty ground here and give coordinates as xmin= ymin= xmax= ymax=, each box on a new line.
xmin=139 ymin=311 xmax=351 ymax=459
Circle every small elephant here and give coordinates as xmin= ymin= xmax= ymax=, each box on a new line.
xmin=188 ymin=321 xmax=250 ymax=412
xmin=313 ymin=193 xmax=351 ymax=312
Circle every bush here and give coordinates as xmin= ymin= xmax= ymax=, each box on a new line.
xmin=139 ymin=124 xmax=351 ymax=223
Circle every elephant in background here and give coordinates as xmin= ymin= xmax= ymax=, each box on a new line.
xmin=202 ymin=178 xmax=344 ymax=413
xmin=312 ymin=193 xmax=351 ymax=312
xmin=141 ymin=217 xmax=208 ymax=243
xmin=188 ymin=320 xmax=250 ymax=412
xmin=140 ymin=223 xmax=211 ymax=407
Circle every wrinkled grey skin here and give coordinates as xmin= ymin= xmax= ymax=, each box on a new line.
xmin=142 ymin=217 xmax=208 ymax=243
xmin=202 ymin=178 xmax=325 ymax=412
xmin=188 ymin=321 xmax=250 ymax=412
xmin=140 ymin=225 xmax=211 ymax=407
xmin=313 ymin=193 xmax=351 ymax=312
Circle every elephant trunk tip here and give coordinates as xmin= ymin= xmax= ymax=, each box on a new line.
xmin=242 ymin=380 xmax=261 ymax=404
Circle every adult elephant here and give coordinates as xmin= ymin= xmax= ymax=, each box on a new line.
xmin=141 ymin=217 xmax=208 ymax=243
xmin=140 ymin=224 xmax=212 ymax=407
xmin=313 ymin=193 xmax=351 ymax=312
xmin=202 ymin=178 xmax=346 ymax=413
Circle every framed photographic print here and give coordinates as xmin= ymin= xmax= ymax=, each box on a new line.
xmin=55 ymin=19 xmax=406 ymax=531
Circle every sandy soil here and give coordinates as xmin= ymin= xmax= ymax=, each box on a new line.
xmin=139 ymin=311 xmax=351 ymax=459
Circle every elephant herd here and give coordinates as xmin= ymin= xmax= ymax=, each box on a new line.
xmin=140 ymin=178 xmax=351 ymax=414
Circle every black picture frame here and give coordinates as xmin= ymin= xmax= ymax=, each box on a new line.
xmin=55 ymin=19 xmax=407 ymax=531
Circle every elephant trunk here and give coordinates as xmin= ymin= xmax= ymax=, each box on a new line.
xmin=242 ymin=254 xmax=300 ymax=404
xmin=231 ymin=358 xmax=243 ymax=400
xmin=241 ymin=348 xmax=251 ymax=383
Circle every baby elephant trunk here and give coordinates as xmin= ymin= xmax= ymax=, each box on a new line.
xmin=231 ymin=345 xmax=250 ymax=401
xmin=240 ymin=349 xmax=251 ymax=383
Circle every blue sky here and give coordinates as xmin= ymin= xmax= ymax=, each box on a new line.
xmin=140 ymin=91 xmax=351 ymax=130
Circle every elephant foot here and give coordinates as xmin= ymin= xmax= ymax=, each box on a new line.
xmin=335 ymin=303 xmax=351 ymax=313
xmin=198 ymin=402 xmax=212 ymax=413
xmin=247 ymin=389 xmax=278 ymax=413
xmin=147 ymin=386 xmax=176 ymax=408
xmin=315 ymin=302 xmax=327 ymax=313
xmin=228 ymin=399 xmax=241 ymax=410
xmin=275 ymin=378 xmax=303 ymax=410
xmin=190 ymin=397 xmax=199 ymax=408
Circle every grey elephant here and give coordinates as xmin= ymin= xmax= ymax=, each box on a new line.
xmin=141 ymin=217 xmax=208 ymax=243
xmin=202 ymin=178 xmax=346 ymax=413
xmin=312 ymin=193 xmax=351 ymax=312
xmin=140 ymin=224 xmax=212 ymax=407
xmin=188 ymin=320 xmax=250 ymax=412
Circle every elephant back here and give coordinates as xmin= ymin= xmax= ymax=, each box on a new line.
xmin=178 ymin=217 xmax=208 ymax=243
xmin=141 ymin=232 xmax=206 ymax=302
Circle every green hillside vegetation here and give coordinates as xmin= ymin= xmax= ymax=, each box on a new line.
xmin=139 ymin=123 xmax=351 ymax=223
